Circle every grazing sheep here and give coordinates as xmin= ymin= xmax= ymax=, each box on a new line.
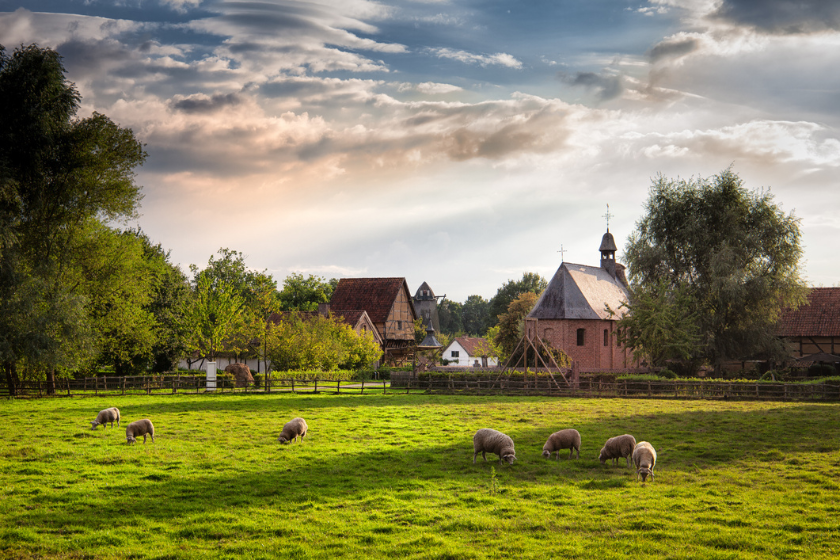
xmin=125 ymin=419 xmax=155 ymax=444
xmin=90 ymin=407 xmax=120 ymax=430
xmin=473 ymin=428 xmax=516 ymax=465
xmin=598 ymin=434 xmax=636 ymax=467
xmin=632 ymin=441 xmax=657 ymax=482
xmin=542 ymin=429 xmax=581 ymax=460
xmin=277 ymin=417 xmax=308 ymax=444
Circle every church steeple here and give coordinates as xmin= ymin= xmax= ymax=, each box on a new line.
xmin=599 ymin=205 xmax=617 ymax=278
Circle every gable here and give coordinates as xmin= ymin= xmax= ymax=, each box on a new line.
xmin=528 ymin=262 xmax=629 ymax=321
xmin=330 ymin=278 xmax=410 ymax=323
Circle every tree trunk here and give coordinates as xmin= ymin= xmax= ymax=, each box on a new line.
xmin=46 ymin=368 xmax=56 ymax=395
xmin=3 ymin=361 xmax=18 ymax=397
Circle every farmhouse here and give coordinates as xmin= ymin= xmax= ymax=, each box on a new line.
xmin=329 ymin=277 xmax=417 ymax=364
xmin=526 ymin=229 xmax=636 ymax=369
xmin=441 ymin=337 xmax=499 ymax=367
xmin=777 ymin=287 xmax=840 ymax=360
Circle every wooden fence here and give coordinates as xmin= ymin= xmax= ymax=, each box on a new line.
xmin=4 ymin=374 xmax=840 ymax=402
xmin=391 ymin=373 xmax=840 ymax=402
xmin=0 ymin=375 xmax=395 ymax=398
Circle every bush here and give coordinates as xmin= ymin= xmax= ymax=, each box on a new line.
xmin=808 ymin=363 xmax=836 ymax=377
xmin=252 ymin=373 xmax=264 ymax=388
xmin=658 ymin=368 xmax=678 ymax=379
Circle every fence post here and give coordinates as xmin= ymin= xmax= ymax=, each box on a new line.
xmin=314 ymin=379 xmax=318 ymax=394
xmin=383 ymin=380 xmax=386 ymax=394
xmin=337 ymin=380 xmax=340 ymax=394
xmin=648 ymin=381 xmax=652 ymax=398
xmin=361 ymin=379 xmax=365 ymax=394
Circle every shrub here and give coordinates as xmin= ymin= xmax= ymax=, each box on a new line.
xmin=658 ymin=368 xmax=678 ymax=379
xmin=809 ymin=363 xmax=836 ymax=377
xmin=252 ymin=373 xmax=264 ymax=388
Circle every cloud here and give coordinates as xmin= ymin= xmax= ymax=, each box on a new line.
xmin=560 ymin=71 xmax=624 ymax=102
xmin=170 ymin=92 xmax=243 ymax=113
xmin=709 ymin=0 xmax=840 ymax=34
xmin=648 ymin=35 xmax=700 ymax=62
xmin=427 ymin=47 xmax=523 ymax=68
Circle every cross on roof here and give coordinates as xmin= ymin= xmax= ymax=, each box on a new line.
xmin=603 ymin=203 xmax=613 ymax=231
xmin=557 ymin=244 xmax=567 ymax=263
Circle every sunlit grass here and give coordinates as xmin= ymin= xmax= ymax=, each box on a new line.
xmin=1 ymin=394 xmax=839 ymax=558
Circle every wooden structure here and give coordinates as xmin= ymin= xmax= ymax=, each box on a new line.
xmin=496 ymin=318 xmax=573 ymax=389
xmin=330 ymin=277 xmax=417 ymax=365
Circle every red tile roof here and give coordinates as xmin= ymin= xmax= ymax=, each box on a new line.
xmin=329 ymin=278 xmax=409 ymax=323
xmin=777 ymin=288 xmax=840 ymax=337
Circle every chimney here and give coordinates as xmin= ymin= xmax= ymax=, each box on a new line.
xmin=318 ymin=302 xmax=330 ymax=317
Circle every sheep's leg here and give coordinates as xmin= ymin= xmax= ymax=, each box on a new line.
xmin=473 ymin=451 xmax=478 ymax=464
xmin=482 ymin=451 xmax=487 ymax=462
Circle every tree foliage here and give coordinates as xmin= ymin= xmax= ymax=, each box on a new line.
xmin=625 ymin=168 xmax=808 ymax=373
xmin=0 ymin=44 xmax=146 ymax=392
xmin=488 ymin=273 xmax=547 ymax=327
xmin=462 ymin=295 xmax=490 ymax=336
xmin=266 ymin=313 xmax=382 ymax=371
xmin=437 ymin=298 xmax=463 ymax=335
xmin=278 ymin=273 xmax=336 ymax=311
xmin=493 ymin=292 xmax=539 ymax=360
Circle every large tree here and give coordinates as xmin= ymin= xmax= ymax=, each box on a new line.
xmin=278 ymin=273 xmax=336 ymax=311
xmin=461 ymin=295 xmax=490 ymax=336
xmin=0 ymin=44 xmax=146 ymax=392
xmin=625 ymin=168 xmax=808 ymax=374
xmin=488 ymin=273 xmax=547 ymax=327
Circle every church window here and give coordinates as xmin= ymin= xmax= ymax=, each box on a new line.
xmin=577 ymin=328 xmax=585 ymax=346
xmin=604 ymin=329 xmax=609 ymax=346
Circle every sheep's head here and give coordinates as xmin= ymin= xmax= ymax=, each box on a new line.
xmin=638 ymin=467 xmax=653 ymax=482
xmin=90 ymin=421 xmax=99 ymax=430
xmin=502 ymin=453 xmax=516 ymax=464
xmin=277 ymin=435 xmax=289 ymax=444
xmin=598 ymin=447 xmax=607 ymax=464
xmin=541 ymin=449 xmax=551 ymax=459
xmin=126 ymin=435 xmax=136 ymax=444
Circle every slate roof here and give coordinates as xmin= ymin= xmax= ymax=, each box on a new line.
xmin=443 ymin=337 xmax=491 ymax=357
xmin=776 ymin=288 xmax=840 ymax=337
xmin=330 ymin=277 xmax=414 ymax=323
xmin=527 ymin=262 xmax=630 ymax=320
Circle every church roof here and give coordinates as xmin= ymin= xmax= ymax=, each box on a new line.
xmin=599 ymin=231 xmax=617 ymax=252
xmin=527 ymin=262 xmax=629 ymax=320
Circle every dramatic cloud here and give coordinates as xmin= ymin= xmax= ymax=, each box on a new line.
xmin=560 ymin=71 xmax=624 ymax=102
xmin=709 ymin=0 xmax=840 ymax=34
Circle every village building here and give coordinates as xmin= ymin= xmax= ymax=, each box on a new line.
xmin=776 ymin=287 xmax=840 ymax=361
xmin=329 ymin=277 xmax=417 ymax=364
xmin=413 ymin=281 xmax=442 ymax=332
xmin=441 ymin=337 xmax=499 ymax=367
xmin=525 ymin=229 xmax=636 ymax=370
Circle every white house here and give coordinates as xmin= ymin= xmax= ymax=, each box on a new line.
xmin=441 ymin=337 xmax=499 ymax=367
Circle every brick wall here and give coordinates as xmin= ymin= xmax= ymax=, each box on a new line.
xmin=538 ymin=318 xmax=635 ymax=369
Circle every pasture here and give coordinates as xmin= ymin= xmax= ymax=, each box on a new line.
xmin=1 ymin=393 xmax=839 ymax=559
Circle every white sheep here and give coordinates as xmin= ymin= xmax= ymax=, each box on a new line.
xmin=542 ymin=428 xmax=581 ymax=460
xmin=632 ymin=441 xmax=657 ymax=482
xmin=473 ymin=428 xmax=516 ymax=465
xmin=598 ymin=434 xmax=636 ymax=467
xmin=90 ymin=407 xmax=120 ymax=430
xmin=277 ymin=417 xmax=308 ymax=444
xmin=126 ymin=419 xmax=155 ymax=444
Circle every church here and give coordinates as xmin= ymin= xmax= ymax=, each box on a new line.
xmin=526 ymin=229 xmax=638 ymax=370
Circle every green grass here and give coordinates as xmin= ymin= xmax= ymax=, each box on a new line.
xmin=1 ymin=394 xmax=840 ymax=559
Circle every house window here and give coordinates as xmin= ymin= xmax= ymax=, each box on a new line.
xmin=397 ymin=321 xmax=402 ymax=330
xmin=577 ymin=328 xmax=585 ymax=346
xmin=451 ymin=351 xmax=460 ymax=358
xmin=604 ymin=329 xmax=609 ymax=347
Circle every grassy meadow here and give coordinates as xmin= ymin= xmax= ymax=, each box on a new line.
xmin=1 ymin=392 xmax=839 ymax=559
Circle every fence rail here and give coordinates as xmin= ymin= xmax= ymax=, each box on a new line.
xmin=3 ymin=374 xmax=840 ymax=402
xmin=0 ymin=375 xmax=397 ymax=398
xmin=391 ymin=373 xmax=840 ymax=402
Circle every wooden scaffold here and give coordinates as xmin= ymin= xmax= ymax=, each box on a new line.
xmin=490 ymin=318 xmax=578 ymax=391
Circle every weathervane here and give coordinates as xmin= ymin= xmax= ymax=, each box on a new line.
xmin=603 ymin=203 xmax=613 ymax=232
xmin=557 ymin=244 xmax=567 ymax=263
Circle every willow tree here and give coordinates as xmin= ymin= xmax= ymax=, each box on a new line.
xmin=624 ymin=168 xmax=808 ymax=374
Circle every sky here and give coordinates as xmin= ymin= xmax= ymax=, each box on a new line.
xmin=1 ymin=0 xmax=839 ymax=301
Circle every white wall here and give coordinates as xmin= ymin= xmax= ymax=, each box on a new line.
xmin=178 ymin=356 xmax=266 ymax=373
xmin=443 ymin=341 xmax=499 ymax=367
